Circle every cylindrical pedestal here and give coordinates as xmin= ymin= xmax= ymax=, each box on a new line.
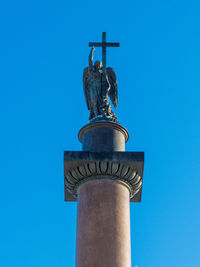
xmin=76 ymin=122 xmax=131 ymax=267
xmin=78 ymin=121 xmax=129 ymax=152
xmin=76 ymin=180 xmax=131 ymax=267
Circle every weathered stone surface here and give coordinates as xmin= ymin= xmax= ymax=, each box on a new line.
xmin=64 ymin=151 xmax=144 ymax=202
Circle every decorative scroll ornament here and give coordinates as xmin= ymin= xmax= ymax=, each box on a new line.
xmin=64 ymin=161 xmax=142 ymax=200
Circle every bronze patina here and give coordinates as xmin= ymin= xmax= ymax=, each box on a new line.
xmin=83 ymin=32 xmax=120 ymax=122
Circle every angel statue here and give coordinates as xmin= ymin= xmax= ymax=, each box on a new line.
xmin=83 ymin=47 xmax=118 ymax=122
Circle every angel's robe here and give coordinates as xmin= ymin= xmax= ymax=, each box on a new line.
xmin=87 ymin=70 xmax=110 ymax=113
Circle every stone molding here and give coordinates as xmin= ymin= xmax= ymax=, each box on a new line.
xmin=65 ymin=161 xmax=142 ymax=199
xmin=78 ymin=121 xmax=129 ymax=143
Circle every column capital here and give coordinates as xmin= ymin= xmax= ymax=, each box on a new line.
xmin=64 ymin=151 xmax=144 ymax=202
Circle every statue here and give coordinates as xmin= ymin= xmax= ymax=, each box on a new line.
xmin=83 ymin=33 xmax=120 ymax=122
xmin=83 ymin=47 xmax=118 ymax=122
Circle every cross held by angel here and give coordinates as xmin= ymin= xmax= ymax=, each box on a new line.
xmin=83 ymin=32 xmax=119 ymax=122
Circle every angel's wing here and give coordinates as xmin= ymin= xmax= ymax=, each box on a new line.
xmin=106 ymin=67 xmax=118 ymax=108
xmin=83 ymin=67 xmax=90 ymax=110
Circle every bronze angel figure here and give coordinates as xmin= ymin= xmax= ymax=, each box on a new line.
xmin=83 ymin=47 xmax=118 ymax=122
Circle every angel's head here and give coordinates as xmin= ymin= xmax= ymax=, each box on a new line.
xmin=94 ymin=60 xmax=103 ymax=72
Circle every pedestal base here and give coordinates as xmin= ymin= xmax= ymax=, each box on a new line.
xmin=78 ymin=121 xmax=129 ymax=152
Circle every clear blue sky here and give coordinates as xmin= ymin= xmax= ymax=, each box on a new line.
xmin=0 ymin=0 xmax=200 ymax=266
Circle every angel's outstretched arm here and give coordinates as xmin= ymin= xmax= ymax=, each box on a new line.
xmin=89 ymin=47 xmax=95 ymax=72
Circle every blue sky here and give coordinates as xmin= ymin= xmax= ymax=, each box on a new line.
xmin=0 ymin=0 xmax=200 ymax=266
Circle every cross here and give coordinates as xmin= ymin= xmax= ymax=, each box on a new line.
xmin=89 ymin=32 xmax=120 ymax=72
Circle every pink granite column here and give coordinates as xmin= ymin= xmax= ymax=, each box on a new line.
xmin=75 ymin=179 xmax=131 ymax=267
xmin=64 ymin=122 xmax=144 ymax=266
